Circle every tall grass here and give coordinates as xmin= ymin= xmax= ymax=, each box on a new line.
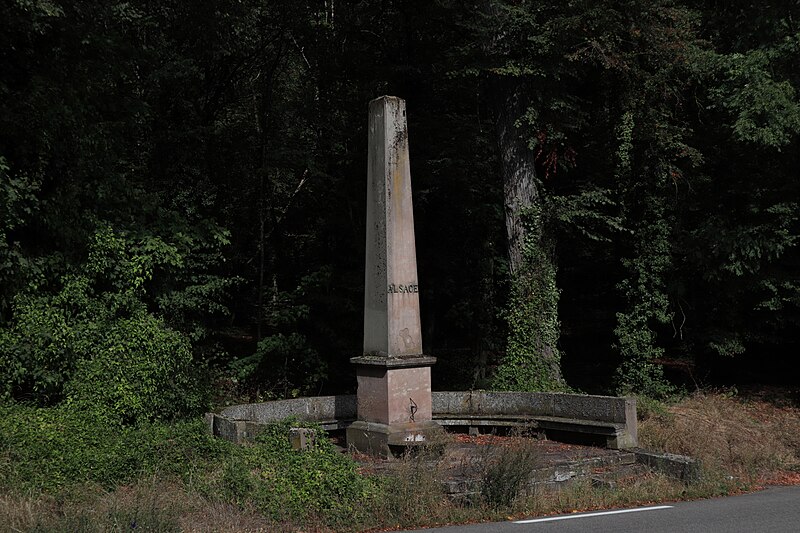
xmin=639 ymin=390 xmax=800 ymax=483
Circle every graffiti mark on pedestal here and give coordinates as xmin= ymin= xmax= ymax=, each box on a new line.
xmin=409 ymin=397 xmax=418 ymax=422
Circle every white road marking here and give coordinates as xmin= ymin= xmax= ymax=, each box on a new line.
xmin=514 ymin=505 xmax=674 ymax=524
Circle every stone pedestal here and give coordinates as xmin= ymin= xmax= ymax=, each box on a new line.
xmin=347 ymin=96 xmax=440 ymax=457
xmin=347 ymin=356 xmax=440 ymax=456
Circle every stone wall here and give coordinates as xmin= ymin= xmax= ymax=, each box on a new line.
xmin=212 ymin=391 xmax=638 ymax=448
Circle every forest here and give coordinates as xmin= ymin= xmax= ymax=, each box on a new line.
xmin=2 ymin=0 xmax=799 ymax=414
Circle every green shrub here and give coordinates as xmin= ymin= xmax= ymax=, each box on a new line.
xmin=65 ymin=314 xmax=204 ymax=424
xmin=0 ymin=403 xmax=375 ymax=527
xmin=0 ymin=288 xmax=206 ymax=423
xmin=0 ymin=279 xmax=99 ymax=404
xmin=0 ymin=403 xmax=228 ymax=492
xmin=211 ymin=419 xmax=373 ymax=525
xmin=0 ymin=224 xmax=210 ymax=421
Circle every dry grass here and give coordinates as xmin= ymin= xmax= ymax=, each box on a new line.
xmin=0 ymin=480 xmax=179 ymax=532
xmin=357 ymin=432 xmax=479 ymax=531
xmin=639 ymin=389 xmax=800 ymax=483
xmin=0 ymin=491 xmax=55 ymax=532
xmin=512 ymin=473 xmax=678 ymax=517
xmin=508 ymin=467 xmax=761 ymax=523
xmin=0 ymin=477 xmax=279 ymax=533
xmin=178 ymin=502 xmax=275 ymax=533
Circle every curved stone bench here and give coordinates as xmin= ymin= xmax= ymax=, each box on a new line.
xmin=209 ymin=395 xmax=356 ymax=443
xmin=207 ymin=391 xmax=637 ymax=449
xmin=432 ymin=391 xmax=637 ymax=449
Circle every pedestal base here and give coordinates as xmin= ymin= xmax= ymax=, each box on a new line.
xmin=346 ymin=420 xmax=443 ymax=457
xmin=348 ymin=355 xmax=440 ymax=457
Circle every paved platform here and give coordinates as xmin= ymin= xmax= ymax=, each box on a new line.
xmin=342 ymin=432 xmax=646 ymax=500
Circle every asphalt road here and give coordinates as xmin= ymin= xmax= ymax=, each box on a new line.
xmin=403 ymin=486 xmax=800 ymax=533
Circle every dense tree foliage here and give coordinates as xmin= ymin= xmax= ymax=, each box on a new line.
xmin=1 ymin=0 xmax=797 ymax=406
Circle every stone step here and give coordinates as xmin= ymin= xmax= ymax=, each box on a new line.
xmin=442 ymin=452 xmax=640 ymax=499
xmin=528 ymin=452 xmax=636 ymax=482
xmin=590 ymin=463 xmax=651 ymax=489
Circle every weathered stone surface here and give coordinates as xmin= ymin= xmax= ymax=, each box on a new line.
xmin=209 ymin=414 xmax=261 ymax=444
xmin=211 ymin=390 xmax=638 ymax=449
xmin=346 ymin=420 xmax=442 ymax=458
xmin=289 ymin=427 xmax=317 ymax=450
xmin=632 ymin=448 xmax=701 ymax=482
xmin=363 ymin=96 xmax=423 ymax=358
xmin=204 ymin=412 xmax=215 ymax=434
xmin=354 ymin=365 xmax=389 ymax=424
xmin=623 ymin=396 xmax=638 ymax=445
xmin=220 ymin=395 xmax=356 ymax=424
xmin=350 ymin=354 xmax=437 ymax=368
xmin=431 ymin=391 xmax=633 ymax=424
xmin=552 ymin=392 xmax=625 ymax=422
xmin=355 ymin=365 xmax=433 ymax=426
xmin=210 ymin=414 xmax=240 ymax=443
xmin=429 ymin=391 xmax=637 ymax=449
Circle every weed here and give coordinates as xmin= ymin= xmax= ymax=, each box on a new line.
xmin=635 ymin=394 xmax=674 ymax=421
xmin=480 ymin=432 xmax=541 ymax=508
xmin=360 ymin=432 xmax=466 ymax=530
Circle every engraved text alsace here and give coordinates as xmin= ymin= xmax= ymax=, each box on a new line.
xmin=387 ymin=283 xmax=419 ymax=294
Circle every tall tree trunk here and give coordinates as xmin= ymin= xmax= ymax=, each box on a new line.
xmin=494 ymin=81 xmax=539 ymax=275
xmin=490 ymin=79 xmax=565 ymax=390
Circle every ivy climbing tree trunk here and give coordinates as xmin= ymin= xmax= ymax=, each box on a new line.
xmin=614 ymin=192 xmax=675 ymax=398
xmin=490 ymin=80 xmax=565 ymax=391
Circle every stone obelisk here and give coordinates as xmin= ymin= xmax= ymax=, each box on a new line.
xmin=346 ymin=96 xmax=440 ymax=456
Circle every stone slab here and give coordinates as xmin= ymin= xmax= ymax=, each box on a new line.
xmin=346 ymin=419 xmax=443 ymax=458
xmin=220 ymin=395 xmax=356 ymax=423
xmin=351 ymin=355 xmax=437 ymax=368
xmin=209 ymin=414 xmax=267 ymax=444
xmin=432 ymin=391 xmax=634 ymax=424
xmin=432 ymin=391 xmax=636 ymax=448
xmin=289 ymin=427 xmax=317 ymax=450
xmin=552 ymin=392 xmax=626 ymax=423
xmin=632 ymin=448 xmax=701 ymax=482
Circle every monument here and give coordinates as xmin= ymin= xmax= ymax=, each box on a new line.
xmin=346 ymin=96 xmax=441 ymax=456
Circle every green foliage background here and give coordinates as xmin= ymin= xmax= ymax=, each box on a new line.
xmin=1 ymin=0 xmax=798 ymax=403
